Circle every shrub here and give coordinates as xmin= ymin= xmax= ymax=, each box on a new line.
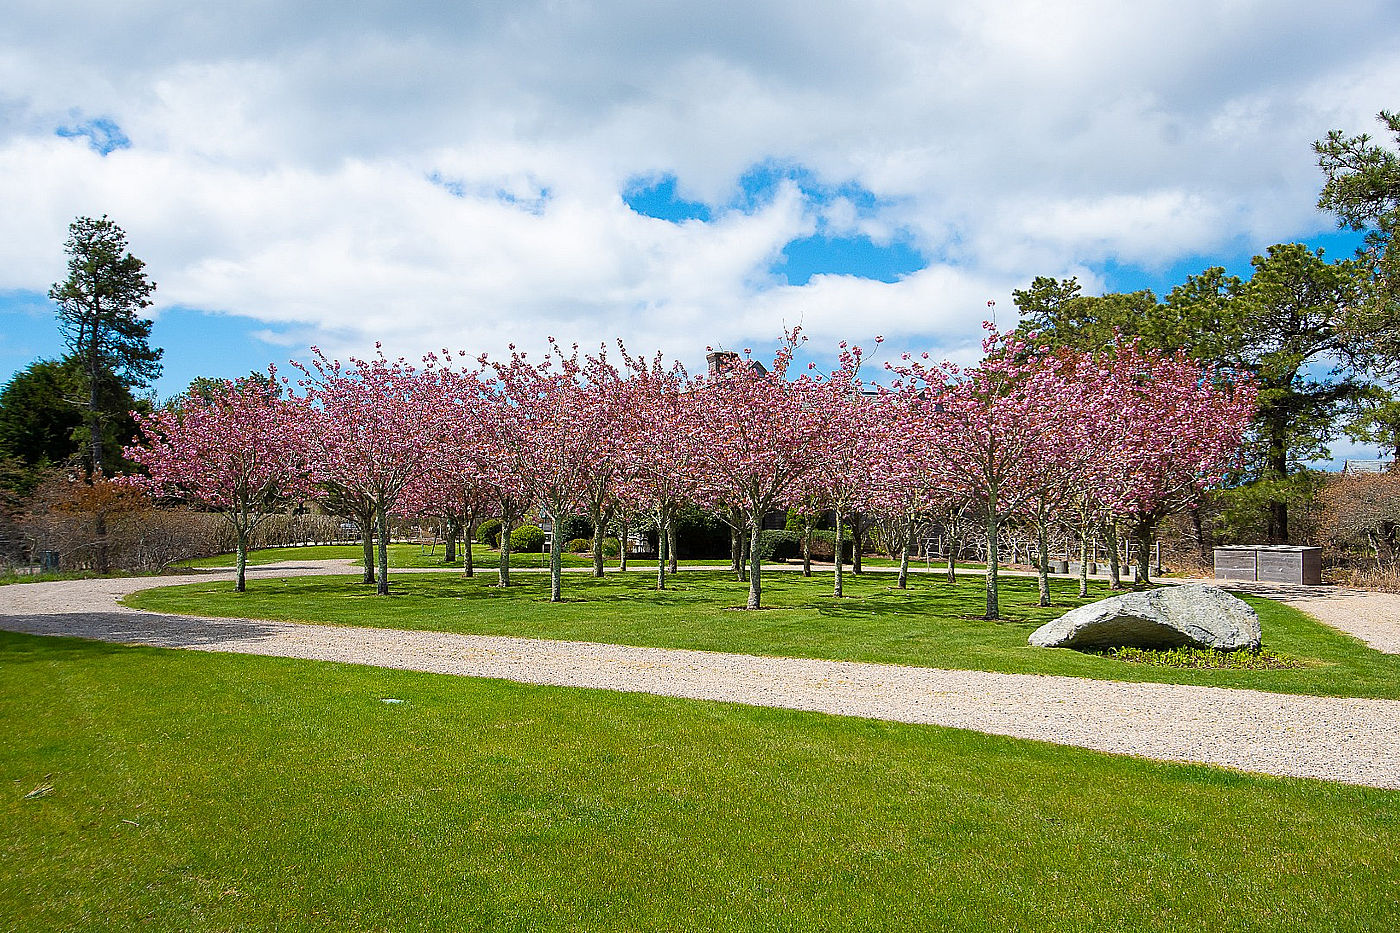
xmin=556 ymin=515 xmax=593 ymax=542
xmin=809 ymin=530 xmax=853 ymax=563
xmin=602 ymin=536 xmax=620 ymax=558
xmin=510 ymin=524 xmax=546 ymax=552
xmin=475 ymin=519 xmax=501 ymax=547
xmin=756 ymin=529 xmax=801 ymax=562
xmin=564 ymin=537 xmax=592 ymax=553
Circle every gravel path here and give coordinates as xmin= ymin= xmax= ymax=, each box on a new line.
xmin=3 ymin=562 xmax=1399 ymax=789
xmin=1208 ymin=579 xmax=1400 ymax=654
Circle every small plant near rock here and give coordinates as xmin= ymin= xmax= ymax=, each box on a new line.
xmin=1093 ymin=646 xmax=1306 ymax=670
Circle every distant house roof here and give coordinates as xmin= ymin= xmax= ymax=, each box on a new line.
xmin=1342 ymin=459 xmax=1395 ymax=474
xmin=706 ymin=350 xmax=766 ymax=376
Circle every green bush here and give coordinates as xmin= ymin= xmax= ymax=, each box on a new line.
xmin=566 ymin=536 xmax=621 ymax=557
xmin=810 ymin=530 xmax=853 ymax=563
xmin=756 ymin=529 xmax=801 ymax=562
xmin=475 ymin=518 xmax=501 ymax=547
xmin=510 ymin=525 xmax=546 ymax=552
xmin=557 ymin=516 xmax=594 ymax=542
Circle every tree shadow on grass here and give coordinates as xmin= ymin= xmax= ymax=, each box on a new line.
xmin=0 ymin=612 xmax=294 ymax=652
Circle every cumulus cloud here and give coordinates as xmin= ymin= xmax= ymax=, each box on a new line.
xmin=0 ymin=0 xmax=1396 ymax=369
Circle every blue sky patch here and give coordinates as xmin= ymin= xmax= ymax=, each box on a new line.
xmin=55 ymin=117 xmax=131 ymax=156
xmin=1098 ymin=229 xmax=1369 ymax=297
xmin=775 ymin=234 xmax=925 ymax=286
xmin=623 ymin=174 xmax=712 ymax=222
xmin=1 ymin=289 xmax=299 ymax=401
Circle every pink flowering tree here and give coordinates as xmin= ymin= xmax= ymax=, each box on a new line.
xmin=687 ymin=335 xmax=823 ymax=609
xmin=1096 ymin=341 xmax=1257 ymax=584
xmin=468 ymin=380 xmax=535 ymax=589
xmin=615 ymin=344 xmax=693 ymax=590
xmin=804 ymin=341 xmax=887 ymax=597
xmin=579 ymin=346 xmax=629 ymax=577
xmin=295 ymin=348 xmax=447 ymax=595
xmin=890 ymin=327 xmax=1062 ymax=620
xmin=126 ymin=374 xmax=314 ymax=592
xmin=484 ymin=340 xmax=615 ymax=602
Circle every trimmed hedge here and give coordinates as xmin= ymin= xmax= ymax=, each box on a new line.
xmin=756 ymin=529 xmax=801 ymax=562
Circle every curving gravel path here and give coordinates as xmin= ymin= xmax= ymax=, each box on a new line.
xmin=2 ymin=562 xmax=1399 ymax=789
xmin=1208 ymin=578 xmax=1400 ymax=654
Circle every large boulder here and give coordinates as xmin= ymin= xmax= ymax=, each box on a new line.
xmin=1028 ymin=584 xmax=1261 ymax=651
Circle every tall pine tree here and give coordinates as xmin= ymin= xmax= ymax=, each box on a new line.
xmin=48 ymin=215 xmax=162 ymax=476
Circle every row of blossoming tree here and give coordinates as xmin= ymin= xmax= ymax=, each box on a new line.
xmin=124 ymin=325 xmax=1256 ymax=618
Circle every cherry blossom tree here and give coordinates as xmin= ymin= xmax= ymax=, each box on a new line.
xmin=615 ymin=344 xmax=693 ymax=590
xmin=891 ymin=327 xmax=1062 ymax=620
xmin=126 ymin=374 xmax=313 ymax=592
xmin=804 ymin=342 xmax=887 ymax=597
xmin=483 ymin=340 xmax=614 ymax=602
xmin=295 ymin=349 xmax=447 ymax=595
xmin=580 ymin=347 xmax=629 ymax=577
xmin=1096 ymin=341 xmax=1257 ymax=584
xmin=687 ymin=335 xmax=823 ymax=609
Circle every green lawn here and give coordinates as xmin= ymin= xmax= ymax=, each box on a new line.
xmin=127 ymin=569 xmax=1400 ymax=700
xmin=2 ymin=630 xmax=1395 ymax=932
xmin=179 ymin=543 xmax=731 ymax=570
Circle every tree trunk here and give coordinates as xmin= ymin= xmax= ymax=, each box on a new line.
xmin=730 ymin=522 xmax=744 ymax=581
xmin=1265 ymin=418 xmax=1290 ymax=544
xmin=1036 ymin=513 xmax=1050 ymax=607
xmin=444 ymin=532 xmax=457 ymax=564
xmin=851 ymin=514 xmax=864 ymax=575
xmin=497 ymin=511 xmax=512 ymax=587
xmin=747 ymin=518 xmax=763 ymax=609
xmin=1190 ymin=507 xmax=1208 ymax=566
xmin=376 ymin=507 xmax=390 ymax=596
xmin=592 ymin=517 xmax=606 ymax=578
xmin=93 ymin=508 xmax=109 ymax=575
xmin=984 ymin=511 xmax=1000 ymax=620
xmin=946 ymin=534 xmax=956 ymax=583
xmin=464 ymin=531 xmax=474 ymax=577
xmin=549 ymin=517 xmax=563 ymax=602
xmin=1078 ymin=525 xmax=1091 ymax=598
xmin=667 ymin=523 xmax=678 ymax=574
xmin=1136 ymin=519 xmax=1154 ymax=586
xmin=656 ymin=507 xmax=669 ymax=591
xmin=1107 ymin=521 xmax=1123 ymax=589
xmin=86 ymin=350 xmax=104 ymax=478
xmin=833 ymin=512 xmax=845 ymax=597
xmin=361 ymin=518 xmax=376 ymax=585
xmin=235 ymin=527 xmax=248 ymax=593
xmin=802 ymin=525 xmax=812 ymax=577
xmin=897 ymin=514 xmax=912 ymax=590
xmin=619 ymin=520 xmax=629 ymax=571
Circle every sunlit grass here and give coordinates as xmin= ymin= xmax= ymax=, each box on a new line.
xmin=2 ymin=631 xmax=1396 ymax=932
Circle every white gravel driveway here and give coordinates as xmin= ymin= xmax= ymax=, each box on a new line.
xmin=3 ymin=561 xmax=1399 ymax=790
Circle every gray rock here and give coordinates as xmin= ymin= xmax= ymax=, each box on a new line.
xmin=1028 ymin=584 xmax=1261 ymax=651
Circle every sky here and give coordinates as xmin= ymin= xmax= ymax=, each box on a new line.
xmin=0 ymin=1 xmax=1396 ymax=456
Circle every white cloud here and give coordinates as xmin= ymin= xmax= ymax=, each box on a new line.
xmin=0 ymin=0 xmax=1397 ymax=370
